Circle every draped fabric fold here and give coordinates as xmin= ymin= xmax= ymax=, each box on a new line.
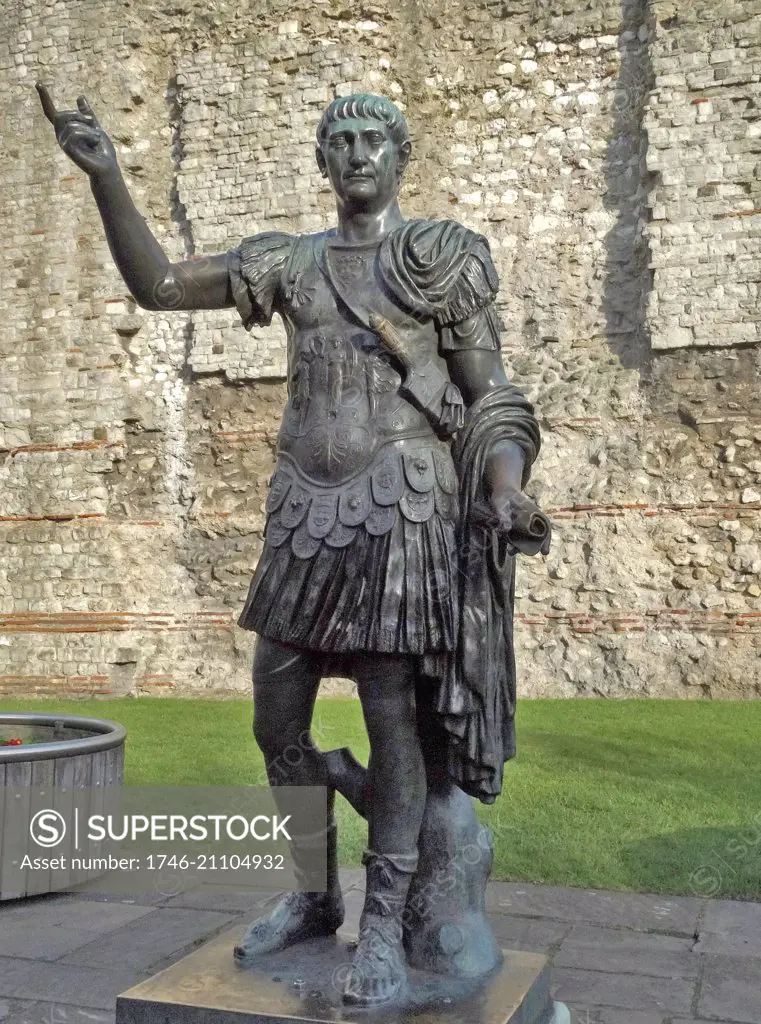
xmin=227 ymin=231 xmax=293 ymax=329
xmin=427 ymin=385 xmax=551 ymax=804
xmin=378 ymin=219 xmax=499 ymax=326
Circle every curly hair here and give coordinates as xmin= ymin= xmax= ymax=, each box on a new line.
xmin=316 ymin=93 xmax=410 ymax=148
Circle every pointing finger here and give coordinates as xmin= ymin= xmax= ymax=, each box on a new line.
xmin=36 ymin=82 xmax=58 ymax=124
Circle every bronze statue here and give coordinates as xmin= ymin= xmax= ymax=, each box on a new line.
xmin=38 ymin=85 xmax=551 ymax=1008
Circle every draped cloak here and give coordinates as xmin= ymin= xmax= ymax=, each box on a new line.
xmin=375 ymin=221 xmax=552 ymax=802
xmin=432 ymin=387 xmax=550 ymax=803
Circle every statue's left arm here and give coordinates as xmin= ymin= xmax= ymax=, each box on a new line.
xmin=444 ymin=317 xmax=528 ymax=530
xmin=376 ymin=218 xmax=541 ymax=532
xmin=448 ymin=333 xmax=528 ymax=481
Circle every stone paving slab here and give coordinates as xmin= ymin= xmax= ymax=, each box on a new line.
xmin=488 ymin=881 xmax=702 ymax=936
xmin=0 ymin=899 xmax=154 ymax=961
xmin=554 ymin=924 xmax=699 ymax=979
xmin=2 ymin=879 xmax=760 ymax=1023
xmin=551 ymin=965 xmax=695 ymax=1015
xmin=491 ymin=915 xmax=571 ymax=954
xmin=0 ymin=999 xmax=23 ymax=1021
xmin=693 ymin=899 xmax=761 ymax=957
xmin=0 ymin=961 xmax=148 ymax=1011
xmin=59 ymin=909 xmax=236 ymax=972
xmin=697 ymin=954 xmax=761 ymax=1024
xmin=0 ymin=999 xmax=114 ymax=1024
xmin=59 ymin=891 xmax=167 ymax=908
xmin=565 ymin=1008 xmax=666 ymax=1024
xmin=0 ymin=965 xmax=41 ymax=1001
xmin=158 ymin=888 xmax=273 ymax=913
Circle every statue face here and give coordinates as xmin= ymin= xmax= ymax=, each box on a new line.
xmin=316 ymin=116 xmax=409 ymax=209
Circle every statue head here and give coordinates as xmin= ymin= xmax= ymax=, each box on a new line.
xmin=315 ymin=93 xmax=411 ymax=211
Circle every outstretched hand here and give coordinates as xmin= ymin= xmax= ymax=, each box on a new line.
xmin=36 ymin=84 xmax=119 ymax=179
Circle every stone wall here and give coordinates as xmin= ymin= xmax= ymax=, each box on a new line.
xmin=0 ymin=0 xmax=759 ymax=701
xmin=647 ymin=0 xmax=761 ymax=351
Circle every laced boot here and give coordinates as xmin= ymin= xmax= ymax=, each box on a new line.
xmin=233 ymin=820 xmax=344 ymax=962
xmin=340 ymin=849 xmax=418 ymax=1006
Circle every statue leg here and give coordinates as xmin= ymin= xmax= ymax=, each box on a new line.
xmin=339 ymin=654 xmax=426 ymax=1006
xmin=233 ymin=637 xmax=344 ymax=962
xmin=322 ymin=668 xmax=502 ymax=980
xmin=402 ymin=675 xmax=502 ymax=977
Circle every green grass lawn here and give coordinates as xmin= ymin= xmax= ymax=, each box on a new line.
xmin=2 ymin=697 xmax=759 ymax=900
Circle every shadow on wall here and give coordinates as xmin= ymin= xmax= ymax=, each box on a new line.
xmin=603 ymin=0 xmax=656 ymax=371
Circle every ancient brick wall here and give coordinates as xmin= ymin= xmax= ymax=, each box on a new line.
xmin=1 ymin=0 xmax=759 ymax=700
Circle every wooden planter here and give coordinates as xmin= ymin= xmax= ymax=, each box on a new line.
xmin=0 ymin=713 xmax=126 ymax=900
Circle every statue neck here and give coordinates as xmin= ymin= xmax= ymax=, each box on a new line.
xmin=334 ymin=198 xmax=405 ymax=245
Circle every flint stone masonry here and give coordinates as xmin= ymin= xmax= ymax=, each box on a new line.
xmin=0 ymin=0 xmax=759 ymax=698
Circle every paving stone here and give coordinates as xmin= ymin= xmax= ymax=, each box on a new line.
xmin=488 ymin=881 xmax=701 ymax=936
xmin=566 ymin=1007 xmax=666 ymax=1024
xmin=2 ymin=963 xmax=147 ymax=1011
xmin=0 ymin=1000 xmax=56 ymax=1024
xmin=160 ymin=886 xmax=272 ymax=912
xmin=697 ymin=954 xmax=761 ymax=1024
xmin=59 ymin=909 xmax=236 ymax=972
xmin=490 ymin=914 xmax=571 ymax=953
xmin=554 ymin=924 xmax=699 ymax=979
xmin=4 ymin=880 xmax=760 ymax=1024
xmin=0 ymin=1000 xmax=114 ymax=1024
xmin=0 ymin=898 xmax=153 ymax=960
xmin=0 ymin=964 xmax=42 ymax=1001
xmin=694 ymin=900 xmax=761 ymax=957
xmin=63 ymin=891 xmax=168 ymax=908
xmin=552 ymin=966 xmax=696 ymax=1015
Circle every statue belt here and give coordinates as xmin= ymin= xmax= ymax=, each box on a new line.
xmin=264 ymin=437 xmax=458 ymax=554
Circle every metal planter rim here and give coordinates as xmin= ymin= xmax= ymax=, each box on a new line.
xmin=0 ymin=713 xmax=126 ymax=763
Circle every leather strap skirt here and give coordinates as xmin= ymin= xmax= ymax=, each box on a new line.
xmin=238 ymin=446 xmax=459 ymax=655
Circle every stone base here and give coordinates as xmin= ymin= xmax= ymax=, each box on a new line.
xmin=116 ymin=925 xmax=569 ymax=1024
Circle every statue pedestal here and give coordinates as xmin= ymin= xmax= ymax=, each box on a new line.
xmin=116 ymin=925 xmax=569 ymax=1024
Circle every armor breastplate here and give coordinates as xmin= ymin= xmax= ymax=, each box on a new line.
xmin=275 ymin=234 xmax=450 ymax=486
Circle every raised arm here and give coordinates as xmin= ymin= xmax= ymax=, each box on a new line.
xmin=37 ymin=84 xmax=233 ymax=312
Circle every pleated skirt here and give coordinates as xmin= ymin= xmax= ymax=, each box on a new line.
xmin=237 ymin=511 xmax=458 ymax=655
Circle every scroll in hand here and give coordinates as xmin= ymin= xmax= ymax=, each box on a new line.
xmin=471 ymin=494 xmax=552 ymax=557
